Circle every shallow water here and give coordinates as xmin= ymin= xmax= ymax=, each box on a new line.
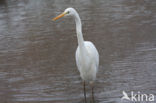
xmin=0 ymin=0 xmax=156 ymax=103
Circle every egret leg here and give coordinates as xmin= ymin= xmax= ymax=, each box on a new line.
xmin=91 ymin=82 xmax=95 ymax=103
xmin=83 ymin=81 xmax=87 ymax=103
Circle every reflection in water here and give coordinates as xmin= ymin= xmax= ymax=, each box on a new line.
xmin=0 ymin=0 xmax=156 ymax=103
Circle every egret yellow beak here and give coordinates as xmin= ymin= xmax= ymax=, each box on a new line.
xmin=52 ymin=12 xmax=67 ymax=21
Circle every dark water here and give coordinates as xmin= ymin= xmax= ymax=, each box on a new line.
xmin=0 ymin=0 xmax=156 ymax=103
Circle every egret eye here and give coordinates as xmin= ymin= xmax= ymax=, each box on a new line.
xmin=67 ymin=11 xmax=70 ymax=14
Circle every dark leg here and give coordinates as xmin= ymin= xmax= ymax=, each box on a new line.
xmin=91 ymin=83 xmax=95 ymax=103
xmin=83 ymin=81 xmax=87 ymax=103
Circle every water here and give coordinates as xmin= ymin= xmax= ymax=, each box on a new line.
xmin=0 ymin=0 xmax=156 ymax=103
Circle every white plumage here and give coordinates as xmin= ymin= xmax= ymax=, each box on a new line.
xmin=76 ymin=41 xmax=99 ymax=82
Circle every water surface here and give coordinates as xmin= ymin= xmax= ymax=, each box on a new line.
xmin=0 ymin=0 xmax=156 ymax=103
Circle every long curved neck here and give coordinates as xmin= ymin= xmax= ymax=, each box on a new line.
xmin=74 ymin=13 xmax=85 ymax=48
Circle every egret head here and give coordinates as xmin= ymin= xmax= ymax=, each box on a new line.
xmin=53 ymin=7 xmax=77 ymax=21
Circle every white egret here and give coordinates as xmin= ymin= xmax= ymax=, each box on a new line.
xmin=53 ymin=8 xmax=99 ymax=103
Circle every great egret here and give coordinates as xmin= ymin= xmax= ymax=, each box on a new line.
xmin=53 ymin=8 xmax=99 ymax=103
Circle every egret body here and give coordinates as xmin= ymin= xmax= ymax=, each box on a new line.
xmin=53 ymin=8 xmax=99 ymax=103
